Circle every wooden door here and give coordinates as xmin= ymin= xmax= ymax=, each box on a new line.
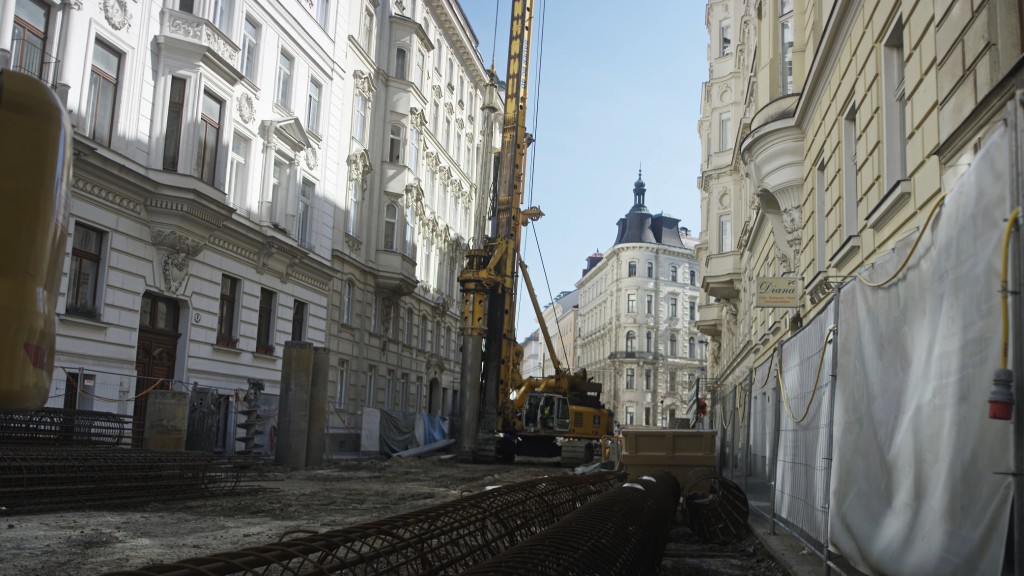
xmin=132 ymin=293 xmax=180 ymax=447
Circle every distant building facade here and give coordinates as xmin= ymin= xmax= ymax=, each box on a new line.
xmin=577 ymin=175 xmax=703 ymax=428
xmin=519 ymin=290 xmax=579 ymax=378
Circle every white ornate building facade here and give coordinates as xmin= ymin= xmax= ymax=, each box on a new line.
xmin=697 ymin=0 xmax=1023 ymax=409
xmin=577 ymin=175 xmax=703 ymax=429
xmin=0 ymin=0 xmax=499 ymax=452
xmin=519 ymin=289 xmax=579 ymax=379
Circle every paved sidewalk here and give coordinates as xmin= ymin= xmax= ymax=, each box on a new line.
xmin=749 ymin=512 xmax=829 ymax=576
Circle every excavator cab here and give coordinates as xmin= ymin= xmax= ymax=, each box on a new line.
xmin=522 ymin=393 xmax=570 ymax=433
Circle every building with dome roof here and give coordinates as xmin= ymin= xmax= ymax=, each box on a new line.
xmin=575 ymin=173 xmax=703 ymax=428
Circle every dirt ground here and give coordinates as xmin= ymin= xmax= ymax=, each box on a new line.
xmin=1 ymin=455 xmax=784 ymax=576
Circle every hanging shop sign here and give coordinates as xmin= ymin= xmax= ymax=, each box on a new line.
xmin=755 ymin=277 xmax=801 ymax=308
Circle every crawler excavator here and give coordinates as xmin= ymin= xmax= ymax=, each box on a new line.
xmin=456 ymin=0 xmax=613 ymax=465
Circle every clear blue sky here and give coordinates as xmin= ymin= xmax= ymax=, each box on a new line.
xmin=458 ymin=1 xmax=709 ymax=340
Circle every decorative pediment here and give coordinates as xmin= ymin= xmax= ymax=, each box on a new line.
xmin=465 ymin=131 xmax=475 ymax=144
xmin=354 ymin=70 xmax=376 ymax=99
xmin=410 ymin=107 xmax=427 ymax=130
xmin=347 ymin=150 xmax=372 ymax=182
xmin=444 ymin=102 xmax=454 ymax=115
xmin=432 ymin=85 xmax=443 ymax=98
xmin=260 ymin=117 xmax=311 ymax=154
xmin=425 ymin=151 xmax=440 ymax=170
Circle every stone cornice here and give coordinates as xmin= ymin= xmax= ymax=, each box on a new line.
xmin=72 ymin=176 xmax=143 ymax=214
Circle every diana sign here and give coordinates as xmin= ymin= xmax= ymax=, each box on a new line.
xmin=755 ymin=277 xmax=801 ymax=308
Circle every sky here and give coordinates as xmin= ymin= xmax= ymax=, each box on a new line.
xmin=457 ymin=1 xmax=710 ymax=340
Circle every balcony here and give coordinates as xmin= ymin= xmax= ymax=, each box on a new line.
xmin=608 ymin=351 xmax=660 ymax=361
xmin=381 ymin=162 xmax=415 ymax=194
xmin=159 ymin=9 xmax=240 ymax=72
xmin=375 ymin=250 xmax=418 ymax=296
xmin=10 ymin=43 xmax=60 ymax=88
xmin=695 ymin=302 xmax=723 ymax=337
xmin=702 ymin=251 xmax=741 ymax=299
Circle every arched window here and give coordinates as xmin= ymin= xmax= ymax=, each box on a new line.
xmin=670 ymin=266 xmax=678 ymax=282
xmin=625 ymin=331 xmax=636 ymax=352
xmin=669 ymin=334 xmax=678 ymax=356
xmin=690 ymin=269 xmax=696 ymax=285
xmin=688 ymin=337 xmax=695 ymax=358
xmin=383 ymin=203 xmax=398 ymax=250
xmin=628 ymin=261 xmax=637 ymax=277
xmin=395 ymin=47 xmax=408 ymax=80
xmin=388 ymin=124 xmax=404 ymax=163
xmin=404 ymin=204 xmax=416 ymax=257
xmin=645 ymin=331 xmax=652 ymax=352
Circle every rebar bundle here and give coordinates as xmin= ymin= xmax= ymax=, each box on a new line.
xmin=681 ymin=469 xmax=749 ymax=542
xmin=0 ymin=446 xmax=252 ymax=513
xmin=102 ymin=471 xmax=624 ymax=576
xmin=460 ymin=470 xmax=681 ymax=576
xmin=0 ymin=408 xmax=131 ymax=446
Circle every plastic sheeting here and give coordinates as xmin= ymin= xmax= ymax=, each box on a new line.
xmin=359 ymin=408 xmax=380 ymax=453
xmin=379 ymin=409 xmax=417 ymax=455
xmin=830 ymin=124 xmax=1014 ymax=575
xmin=418 ymin=413 xmax=447 ymax=445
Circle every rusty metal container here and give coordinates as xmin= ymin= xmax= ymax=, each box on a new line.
xmin=620 ymin=428 xmax=716 ymax=485
xmin=142 ymin=390 xmax=189 ymax=451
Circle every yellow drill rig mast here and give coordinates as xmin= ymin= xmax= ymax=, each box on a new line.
xmin=457 ymin=0 xmax=612 ymax=463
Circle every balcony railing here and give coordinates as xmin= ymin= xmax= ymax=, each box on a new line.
xmin=10 ymin=42 xmax=60 ymax=88
xmin=161 ymin=9 xmax=240 ymax=65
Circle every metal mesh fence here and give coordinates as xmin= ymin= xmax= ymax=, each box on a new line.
xmin=772 ymin=299 xmax=836 ymax=549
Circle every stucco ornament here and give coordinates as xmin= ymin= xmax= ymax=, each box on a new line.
xmin=305 ymin=147 xmax=319 ymax=170
xmin=103 ymin=0 xmax=131 ymax=30
xmin=152 ymin=230 xmax=205 ymax=293
xmin=236 ymin=92 xmax=255 ymax=124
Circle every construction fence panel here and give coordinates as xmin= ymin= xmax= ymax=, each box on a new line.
xmin=744 ymin=353 xmax=779 ymax=519
xmin=773 ymin=298 xmax=836 ymax=550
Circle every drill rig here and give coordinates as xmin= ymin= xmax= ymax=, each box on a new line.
xmin=457 ymin=0 xmax=613 ymax=464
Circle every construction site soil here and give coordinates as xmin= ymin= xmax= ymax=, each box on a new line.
xmin=1 ymin=456 xmax=785 ymax=576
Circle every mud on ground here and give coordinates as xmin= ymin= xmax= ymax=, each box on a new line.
xmin=1 ymin=456 xmax=785 ymax=576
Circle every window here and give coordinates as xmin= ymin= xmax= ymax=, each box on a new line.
xmin=140 ymin=293 xmax=179 ymax=331
xmin=688 ymin=337 xmax=696 ymax=358
xmin=306 ymin=79 xmax=322 ymax=133
xmin=644 ymin=406 xmax=651 ymax=426
xmin=719 ymin=112 xmax=732 ymax=152
xmin=645 ymin=294 xmax=653 ymax=315
xmin=626 ymin=368 xmax=635 ymax=390
xmin=446 ymin=58 xmax=454 ymax=85
xmin=197 ymin=91 xmax=222 ymax=185
xmin=419 ymin=314 xmax=428 ymax=349
xmin=385 ymin=370 xmax=395 ymax=408
xmin=395 ymin=47 xmax=408 ymax=80
xmin=843 ymin=103 xmax=858 ymax=236
xmin=720 ymin=18 xmax=732 ymax=56
xmin=646 ymin=262 xmax=653 ymax=278
xmin=719 ymin=215 xmax=732 ymax=252
xmin=670 ymin=266 xmax=677 ymax=282
xmin=216 ymin=275 xmax=239 ymax=346
xmin=67 ymin=224 xmax=103 ymax=317
xmin=416 ymin=50 xmax=426 ymax=91
xmin=644 ymin=369 xmax=652 ymax=390
xmin=669 ymin=297 xmax=677 ymax=318
xmin=348 ymin=178 xmax=361 ymax=236
xmin=645 ymin=332 xmax=652 ymax=352
xmin=444 ymin=117 xmax=451 ymax=149
xmin=240 ymin=17 xmax=258 ymax=80
xmin=342 ymin=280 xmax=353 ymax=324
xmin=689 ymin=301 xmax=696 ymax=320
xmin=256 ymin=288 xmax=276 ymax=354
xmin=291 ymin=299 xmax=307 ymax=341
xmin=389 ymin=124 xmax=403 ymax=163
xmin=409 ymin=126 xmax=420 ymax=172
xmin=625 ymin=405 xmax=635 ymax=425
xmin=431 ymin=102 xmax=440 ymax=134
xmin=625 ymin=331 xmax=636 ymax=352
xmin=359 ymin=7 xmax=374 ymax=53
xmin=779 ymin=0 xmax=794 ymax=95
xmin=627 ymin=294 xmax=636 ymax=313
xmin=445 ymin=325 xmax=452 ymax=358
xmin=400 ymin=373 xmax=409 ymax=411
xmin=628 ymin=261 xmax=637 ymax=276
xmin=669 ymin=371 xmax=677 ymax=393
xmin=669 ymin=334 xmax=678 ymax=357
xmin=228 ymin=134 xmax=250 ymax=212
xmin=404 ymin=204 xmax=416 ymax=257
xmin=432 ymin=320 xmax=441 ymax=354
xmin=354 ymin=92 xmax=368 ymax=143
xmin=11 ymin=0 xmax=49 ymax=81
xmin=454 ymin=131 xmax=462 ymax=164
xmin=268 ymin=158 xmax=286 ymax=223
xmin=276 ymin=52 xmax=294 ymax=109
xmin=337 ymin=360 xmax=348 ymax=407
xmin=815 ymin=160 xmax=827 ymax=271
xmin=690 ymin=269 xmax=696 ymax=285
xmin=370 ymin=293 xmax=379 ymax=333
xmin=458 ymin=75 xmax=465 ymax=102
xmin=85 ymin=40 xmax=120 ymax=147
xmin=384 ymin=203 xmax=399 ymax=250
xmin=366 ymin=366 xmax=376 ymax=407
xmin=883 ymin=17 xmax=907 ymax=191
xmin=405 ymin=307 xmax=414 ymax=346
xmin=315 ymin=0 xmax=329 ymax=28
xmin=162 ymin=77 xmax=187 ymax=171
xmin=297 ymin=179 xmax=314 ymax=245
xmin=211 ymin=0 xmax=232 ymax=31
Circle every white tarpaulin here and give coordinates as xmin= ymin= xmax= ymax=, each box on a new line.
xmin=830 ymin=124 xmax=1014 ymax=575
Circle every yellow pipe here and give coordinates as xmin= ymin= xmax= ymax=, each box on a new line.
xmin=1001 ymin=207 xmax=1020 ymax=369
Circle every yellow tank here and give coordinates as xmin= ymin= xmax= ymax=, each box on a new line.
xmin=0 ymin=70 xmax=73 ymax=410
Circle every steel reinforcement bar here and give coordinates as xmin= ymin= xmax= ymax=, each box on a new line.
xmin=103 ymin=471 xmax=624 ymax=576
xmin=0 ymin=446 xmax=251 ymax=513
xmin=460 ymin=470 xmax=681 ymax=576
xmin=0 ymin=408 xmax=131 ymax=446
